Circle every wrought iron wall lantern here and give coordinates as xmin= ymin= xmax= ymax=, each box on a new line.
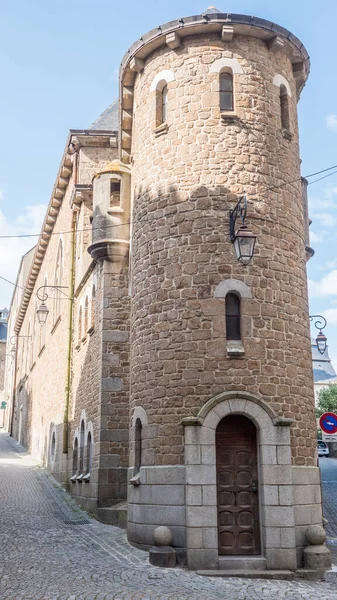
xmin=36 ymin=286 xmax=72 ymax=326
xmin=229 ymin=196 xmax=256 ymax=264
xmin=310 ymin=315 xmax=327 ymax=355
xmin=10 ymin=335 xmax=31 ymax=356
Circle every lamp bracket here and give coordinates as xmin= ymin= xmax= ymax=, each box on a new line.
xmin=37 ymin=285 xmax=72 ymax=302
xmin=309 ymin=314 xmax=327 ymax=333
xmin=229 ymin=195 xmax=247 ymax=242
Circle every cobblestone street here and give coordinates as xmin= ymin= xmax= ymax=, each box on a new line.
xmin=0 ymin=431 xmax=336 ymax=600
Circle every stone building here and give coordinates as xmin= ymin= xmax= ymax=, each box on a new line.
xmin=5 ymin=7 xmax=326 ymax=573
xmin=312 ymin=339 xmax=337 ymax=405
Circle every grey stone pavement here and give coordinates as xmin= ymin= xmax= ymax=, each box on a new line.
xmin=1 ymin=432 xmax=337 ymax=600
xmin=320 ymin=456 xmax=337 ymax=563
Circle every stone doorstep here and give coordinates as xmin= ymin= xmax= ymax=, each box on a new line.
xmin=218 ymin=556 xmax=266 ymax=570
xmin=196 ymin=568 xmax=331 ymax=581
xmin=196 ymin=570 xmax=295 ymax=580
xmin=97 ymin=502 xmax=127 ymax=529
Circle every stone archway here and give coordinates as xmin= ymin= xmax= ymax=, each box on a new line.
xmin=216 ymin=414 xmax=261 ymax=556
xmin=182 ymin=391 xmax=297 ymax=572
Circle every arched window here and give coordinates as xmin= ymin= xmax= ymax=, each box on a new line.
xmin=84 ymin=296 xmax=89 ymax=334
xmin=225 ymin=293 xmax=241 ymax=340
xmin=86 ymin=432 xmax=92 ymax=474
xmin=220 ymin=71 xmax=233 ymax=111
xmin=156 ymin=82 xmax=169 ymax=127
xmin=162 ymin=85 xmax=168 ymax=123
xmin=78 ymin=306 xmax=83 ymax=344
xmin=91 ymin=285 xmax=96 ymax=328
xmin=135 ymin=418 xmax=142 ymax=473
xmin=72 ymin=438 xmax=78 ymax=477
xmin=280 ymin=84 xmax=290 ymax=131
xmin=79 ymin=420 xmax=85 ymax=475
xmin=53 ymin=240 xmax=63 ymax=321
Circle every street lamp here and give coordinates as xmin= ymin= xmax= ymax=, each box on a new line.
xmin=36 ymin=286 xmax=71 ymax=326
xmin=229 ymin=196 xmax=256 ymax=264
xmin=310 ymin=315 xmax=327 ymax=355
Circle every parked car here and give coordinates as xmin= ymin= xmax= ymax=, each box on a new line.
xmin=318 ymin=440 xmax=330 ymax=457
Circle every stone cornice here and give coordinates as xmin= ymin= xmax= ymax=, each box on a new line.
xmin=14 ymin=133 xmax=75 ymax=335
xmin=14 ymin=130 xmax=117 ymax=336
xmin=119 ymin=12 xmax=310 ymax=164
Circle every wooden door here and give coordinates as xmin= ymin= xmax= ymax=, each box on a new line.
xmin=216 ymin=414 xmax=261 ymax=555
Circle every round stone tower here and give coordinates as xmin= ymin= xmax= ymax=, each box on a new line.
xmin=121 ymin=8 xmax=323 ymax=572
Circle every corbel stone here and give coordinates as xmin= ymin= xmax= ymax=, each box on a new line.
xmin=292 ymin=61 xmax=305 ymax=81
xmin=166 ymin=31 xmax=181 ymax=49
xmin=61 ymin=166 xmax=72 ymax=178
xmin=121 ymin=130 xmax=132 ymax=150
xmin=109 ymin=136 xmax=118 ymax=148
xmin=57 ymin=177 xmax=68 ymax=189
xmin=268 ymin=36 xmax=285 ymax=53
xmin=129 ymin=57 xmax=145 ymax=73
xmin=122 ymin=86 xmax=134 ymax=109
xmin=121 ymin=149 xmax=131 ymax=164
xmin=122 ymin=110 xmax=132 ymax=130
xmin=221 ymin=25 xmax=234 ymax=41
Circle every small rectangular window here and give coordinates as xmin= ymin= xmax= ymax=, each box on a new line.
xmin=110 ymin=180 xmax=121 ymax=208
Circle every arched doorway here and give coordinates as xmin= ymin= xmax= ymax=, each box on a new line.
xmin=216 ymin=414 xmax=261 ymax=555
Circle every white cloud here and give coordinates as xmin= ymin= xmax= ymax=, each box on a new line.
xmin=0 ymin=200 xmax=46 ymax=307
xmin=310 ymin=212 xmax=337 ymax=228
xmin=326 ymin=114 xmax=337 ymax=133
xmin=323 ymin=308 xmax=337 ymax=326
xmin=309 ymin=270 xmax=337 ymax=298
xmin=309 ymin=231 xmax=322 ymax=244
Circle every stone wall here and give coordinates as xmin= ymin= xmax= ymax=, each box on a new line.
xmin=130 ymin=33 xmax=316 ymax=469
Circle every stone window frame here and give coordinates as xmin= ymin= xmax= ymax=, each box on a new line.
xmin=273 ymin=74 xmax=292 ymax=139
xmin=182 ymin=390 xmax=296 ymax=572
xmin=150 ymin=69 xmax=176 ymax=136
xmin=214 ymin=278 xmax=252 ymax=357
xmin=210 ymin=57 xmax=244 ymax=120
xmin=129 ymin=406 xmax=157 ymax=485
xmin=49 ymin=423 xmax=57 ymax=471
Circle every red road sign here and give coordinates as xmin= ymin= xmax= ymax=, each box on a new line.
xmin=319 ymin=412 xmax=337 ymax=435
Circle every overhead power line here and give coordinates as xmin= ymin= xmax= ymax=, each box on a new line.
xmin=0 ymin=163 xmax=336 ymax=242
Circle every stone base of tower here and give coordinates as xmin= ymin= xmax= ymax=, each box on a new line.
xmin=127 ymin=393 xmax=328 ymax=573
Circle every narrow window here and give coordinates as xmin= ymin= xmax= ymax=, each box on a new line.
xmin=86 ymin=432 xmax=92 ymax=474
xmin=78 ymin=306 xmax=82 ymax=344
xmin=84 ymin=296 xmax=89 ymax=333
xmin=220 ymin=72 xmax=233 ymax=111
xmin=162 ymin=85 xmax=168 ymax=123
xmin=225 ymin=293 xmax=241 ymax=340
xmin=91 ymin=285 xmax=96 ymax=328
xmin=72 ymin=438 xmax=78 ymax=476
xmin=110 ymin=180 xmax=121 ymax=208
xmin=280 ymin=85 xmax=290 ymax=131
xmin=156 ymin=82 xmax=168 ymax=127
xmin=79 ymin=420 xmax=85 ymax=474
xmin=135 ymin=418 xmax=142 ymax=473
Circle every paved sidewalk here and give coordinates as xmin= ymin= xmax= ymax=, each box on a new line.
xmin=1 ymin=431 xmax=337 ymax=600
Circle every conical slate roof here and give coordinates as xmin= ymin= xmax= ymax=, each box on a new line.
xmin=203 ymin=5 xmax=221 ymax=14
xmin=89 ymin=100 xmax=118 ymax=131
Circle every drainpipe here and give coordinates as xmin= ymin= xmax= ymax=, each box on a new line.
xmin=62 ymin=151 xmax=78 ymax=455
xmin=9 ymin=340 xmax=18 ymax=437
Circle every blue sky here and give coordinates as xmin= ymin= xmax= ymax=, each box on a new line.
xmin=0 ymin=1 xmax=336 ymax=366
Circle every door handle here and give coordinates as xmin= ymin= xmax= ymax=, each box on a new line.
xmin=251 ymin=481 xmax=258 ymax=493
